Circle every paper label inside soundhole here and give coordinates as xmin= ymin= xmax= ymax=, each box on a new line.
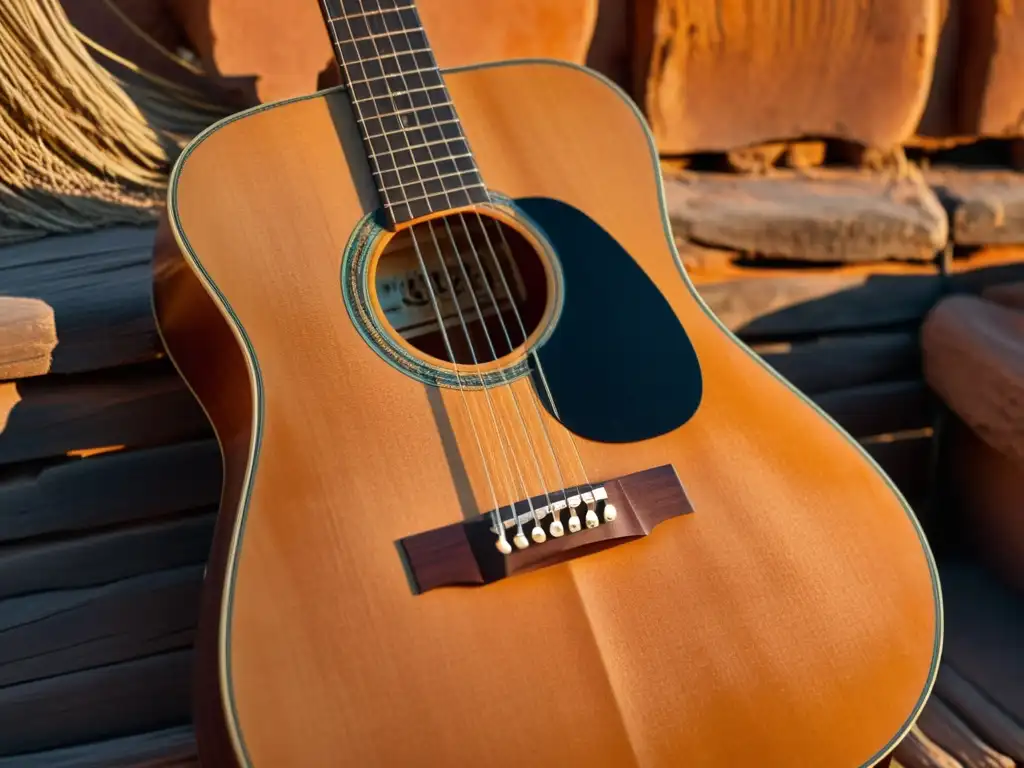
xmin=375 ymin=227 xmax=527 ymax=340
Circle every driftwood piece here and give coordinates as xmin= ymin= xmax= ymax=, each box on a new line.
xmin=928 ymin=170 xmax=1024 ymax=246
xmin=0 ymin=725 xmax=196 ymax=768
xmin=0 ymin=439 xmax=220 ymax=542
xmin=0 ymin=512 xmax=214 ymax=601
xmin=752 ymin=331 xmax=920 ymax=396
xmin=0 ymin=227 xmax=159 ymax=378
xmin=0 ymin=298 xmax=56 ymax=381
xmin=0 ymin=361 xmax=211 ymax=465
xmin=934 ymin=665 xmax=1024 ymax=762
xmin=917 ymin=695 xmax=1015 ymax=768
xmin=633 ymin=0 xmax=940 ymax=154
xmin=664 ymin=171 xmax=948 ymax=262
xmin=812 ymin=380 xmax=931 ymax=440
xmin=938 ymin=564 xmax=1024 ymax=726
xmin=892 ymin=725 xmax=963 ymax=768
xmin=694 ymin=265 xmax=942 ymax=339
xmin=0 ymin=565 xmax=202 ymax=687
xmin=921 ymin=295 xmax=1024 ymax=462
xmin=0 ymin=649 xmax=192 ymax=756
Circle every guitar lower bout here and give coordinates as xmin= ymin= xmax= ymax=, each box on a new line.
xmin=159 ymin=51 xmax=941 ymax=768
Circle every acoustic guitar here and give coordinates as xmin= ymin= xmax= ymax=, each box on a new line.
xmin=153 ymin=0 xmax=942 ymax=764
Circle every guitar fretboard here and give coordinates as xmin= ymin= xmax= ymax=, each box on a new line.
xmin=321 ymin=0 xmax=489 ymax=225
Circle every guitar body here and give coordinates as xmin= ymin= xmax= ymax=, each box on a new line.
xmin=156 ymin=59 xmax=941 ymax=767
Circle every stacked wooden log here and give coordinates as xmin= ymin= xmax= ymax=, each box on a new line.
xmin=0 ymin=226 xmax=217 ymax=765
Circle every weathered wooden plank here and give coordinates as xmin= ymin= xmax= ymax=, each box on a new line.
xmin=812 ymin=381 xmax=932 ymax=440
xmin=0 ymin=512 xmax=214 ymax=601
xmin=928 ymin=169 xmax=1024 ymax=246
xmin=0 ymin=565 xmax=203 ymax=687
xmin=752 ymin=331 xmax=920 ymax=396
xmin=0 ymin=439 xmax=221 ymax=542
xmin=0 ymin=227 xmax=159 ymax=378
xmin=0 ymin=725 xmax=196 ymax=768
xmin=0 ymin=361 xmax=211 ymax=466
xmin=934 ymin=666 xmax=1024 ymax=762
xmin=695 ymin=266 xmax=942 ymax=339
xmin=665 ymin=171 xmax=948 ymax=263
xmin=635 ymin=2 xmax=941 ymax=155
xmin=939 ymin=564 xmax=1024 ymax=726
xmin=917 ymin=694 xmax=1015 ymax=768
xmin=0 ymin=650 xmax=192 ymax=756
xmin=922 ymin=294 xmax=1024 ymax=462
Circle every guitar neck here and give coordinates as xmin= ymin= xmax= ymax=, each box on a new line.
xmin=319 ymin=0 xmax=489 ymax=226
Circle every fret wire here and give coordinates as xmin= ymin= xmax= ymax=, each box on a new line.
xmin=327 ymin=5 xmax=410 ymax=22
xmin=346 ymin=65 xmax=437 ymax=86
xmin=335 ymin=44 xmax=433 ymax=61
xmin=390 ymin=183 xmax=487 ymax=206
xmin=368 ymin=135 xmax=465 ymax=155
xmin=357 ymin=103 xmax=453 ymax=121
xmin=338 ymin=26 xmax=425 ymax=45
xmin=379 ymin=169 xmax=481 ymax=191
xmin=370 ymin=152 xmax=474 ymax=175
xmin=350 ymin=83 xmax=446 ymax=104
xmin=323 ymin=0 xmax=487 ymax=223
xmin=363 ymin=118 xmax=461 ymax=139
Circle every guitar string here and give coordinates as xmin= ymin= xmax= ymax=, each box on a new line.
xmin=337 ymin=0 xmax=538 ymax=547
xmin=321 ymin=0 xmax=510 ymax=546
xmin=355 ymin=0 xmax=554 ymax=543
xmin=479 ymin=218 xmax=595 ymax=497
xmin=372 ymin=2 xmax=574 ymax=538
xmin=386 ymin=5 xmax=598 ymax=515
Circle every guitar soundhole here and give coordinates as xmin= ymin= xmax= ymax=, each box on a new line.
xmin=372 ymin=212 xmax=553 ymax=366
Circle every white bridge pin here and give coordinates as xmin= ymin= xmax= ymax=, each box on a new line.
xmin=531 ymin=525 xmax=547 ymax=544
xmin=513 ymin=532 xmax=530 ymax=550
xmin=603 ymin=503 xmax=618 ymax=523
xmin=585 ymin=509 xmax=599 ymax=529
xmin=495 ymin=536 xmax=513 ymax=555
xmin=567 ymin=514 xmax=582 ymax=533
xmin=549 ymin=520 xmax=565 ymax=537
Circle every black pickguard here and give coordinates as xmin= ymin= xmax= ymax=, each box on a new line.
xmin=516 ymin=197 xmax=703 ymax=443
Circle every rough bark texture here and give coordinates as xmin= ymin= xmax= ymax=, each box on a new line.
xmin=665 ymin=170 xmax=948 ymax=262
xmin=637 ymin=0 xmax=940 ymax=154
xmin=169 ymin=0 xmax=598 ymax=103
